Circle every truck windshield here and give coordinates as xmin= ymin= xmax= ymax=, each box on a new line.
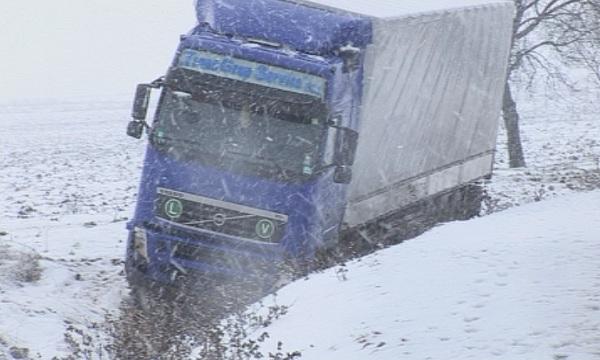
xmin=151 ymin=88 xmax=326 ymax=181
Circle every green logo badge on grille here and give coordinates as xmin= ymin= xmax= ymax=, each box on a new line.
xmin=256 ymin=219 xmax=275 ymax=239
xmin=164 ymin=198 xmax=183 ymax=219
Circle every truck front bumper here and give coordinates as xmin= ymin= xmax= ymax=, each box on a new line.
xmin=125 ymin=225 xmax=286 ymax=287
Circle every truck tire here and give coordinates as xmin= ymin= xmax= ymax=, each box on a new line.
xmin=337 ymin=183 xmax=484 ymax=261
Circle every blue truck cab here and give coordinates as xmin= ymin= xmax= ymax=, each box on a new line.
xmin=125 ymin=0 xmax=372 ymax=284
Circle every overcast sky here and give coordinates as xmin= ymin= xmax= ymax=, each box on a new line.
xmin=0 ymin=1 xmax=195 ymax=102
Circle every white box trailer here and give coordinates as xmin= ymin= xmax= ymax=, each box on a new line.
xmin=294 ymin=0 xmax=515 ymax=227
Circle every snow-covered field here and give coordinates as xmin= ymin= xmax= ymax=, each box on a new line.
xmin=0 ymin=87 xmax=599 ymax=359
xmin=251 ymin=190 xmax=600 ymax=360
xmin=487 ymin=95 xmax=600 ymax=213
xmin=0 ymin=99 xmax=144 ymax=221
xmin=0 ymin=100 xmax=144 ymax=359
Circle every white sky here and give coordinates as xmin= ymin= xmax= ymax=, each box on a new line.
xmin=0 ymin=1 xmax=195 ymax=101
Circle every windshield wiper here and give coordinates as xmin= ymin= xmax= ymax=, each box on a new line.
xmin=223 ymin=150 xmax=303 ymax=181
xmin=150 ymin=134 xmax=217 ymax=162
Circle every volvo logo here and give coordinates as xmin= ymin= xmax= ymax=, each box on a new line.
xmin=213 ymin=213 xmax=226 ymax=227
xmin=255 ymin=219 xmax=275 ymax=239
xmin=164 ymin=198 xmax=184 ymax=219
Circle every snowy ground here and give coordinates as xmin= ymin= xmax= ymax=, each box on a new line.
xmin=0 ymin=99 xmax=144 ymax=221
xmin=0 ymin=86 xmax=599 ymax=358
xmin=249 ymin=190 xmax=600 ymax=360
xmin=0 ymin=99 xmax=144 ymax=359
xmin=486 ymin=87 xmax=600 ymax=212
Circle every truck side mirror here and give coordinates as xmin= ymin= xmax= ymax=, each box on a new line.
xmin=339 ymin=45 xmax=361 ymax=73
xmin=334 ymin=127 xmax=359 ymax=167
xmin=127 ymin=120 xmax=145 ymax=139
xmin=132 ymin=84 xmax=153 ymax=121
xmin=333 ymin=165 xmax=353 ymax=184
xmin=327 ymin=117 xmax=358 ymax=184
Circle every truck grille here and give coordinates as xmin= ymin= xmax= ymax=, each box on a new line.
xmin=155 ymin=187 xmax=287 ymax=244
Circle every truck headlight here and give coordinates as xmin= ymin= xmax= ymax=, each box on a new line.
xmin=133 ymin=227 xmax=149 ymax=261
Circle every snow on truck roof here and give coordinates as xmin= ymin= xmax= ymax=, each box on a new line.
xmin=292 ymin=0 xmax=513 ymax=18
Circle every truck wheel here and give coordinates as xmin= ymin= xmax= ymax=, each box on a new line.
xmin=452 ymin=184 xmax=483 ymax=220
xmin=124 ymin=253 xmax=178 ymax=312
xmin=337 ymin=183 xmax=484 ymax=260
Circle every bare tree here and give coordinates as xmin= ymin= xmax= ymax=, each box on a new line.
xmin=503 ymin=0 xmax=600 ymax=168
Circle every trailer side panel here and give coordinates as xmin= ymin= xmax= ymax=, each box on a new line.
xmin=346 ymin=4 xmax=514 ymax=226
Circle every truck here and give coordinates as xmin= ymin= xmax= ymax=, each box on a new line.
xmin=125 ymin=0 xmax=515 ymax=287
